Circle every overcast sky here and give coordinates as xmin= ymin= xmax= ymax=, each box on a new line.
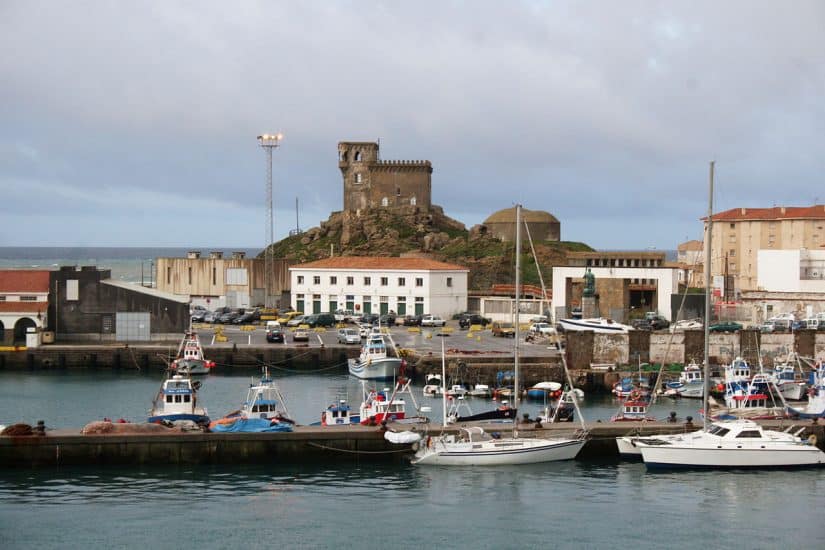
xmin=1 ymin=1 xmax=823 ymax=250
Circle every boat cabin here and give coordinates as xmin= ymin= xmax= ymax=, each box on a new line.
xmin=322 ymin=400 xmax=357 ymax=426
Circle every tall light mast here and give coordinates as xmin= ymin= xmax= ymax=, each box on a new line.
xmin=257 ymin=133 xmax=283 ymax=308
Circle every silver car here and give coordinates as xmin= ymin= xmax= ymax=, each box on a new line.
xmin=337 ymin=328 xmax=360 ymax=344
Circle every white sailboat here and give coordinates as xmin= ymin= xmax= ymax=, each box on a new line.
xmin=412 ymin=205 xmax=587 ymax=466
xmin=635 ymin=162 xmax=825 ymax=469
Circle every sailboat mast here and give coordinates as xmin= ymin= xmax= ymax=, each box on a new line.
xmin=703 ymin=161 xmax=715 ymax=432
xmin=514 ymin=204 xmax=522 ymax=435
xmin=441 ymin=338 xmax=447 ymax=427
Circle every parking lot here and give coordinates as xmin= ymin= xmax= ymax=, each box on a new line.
xmin=194 ymin=321 xmax=561 ymax=357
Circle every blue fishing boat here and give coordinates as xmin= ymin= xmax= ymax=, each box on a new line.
xmin=148 ymin=374 xmax=210 ymax=425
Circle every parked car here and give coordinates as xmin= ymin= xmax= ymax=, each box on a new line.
xmin=304 ymin=313 xmax=336 ymax=328
xmin=292 ymin=328 xmax=310 ymax=342
xmin=379 ymin=313 xmax=397 ymax=326
xmin=337 ymin=328 xmax=360 ymax=344
xmin=286 ymin=315 xmax=307 ymax=327
xmin=360 ymin=313 xmax=379 ymax=326
xmin=203 ymin=310 xmax=220 ymax=324
xmin=266 ymin=322 xmax=284 ymax=343
xmin=528 ymin=322 xmax=556 ymax=335
xmin=278 ymin=311 xmax=304 ymax=324
xmin=631 ymin=319 xmax=653 ymax=331
xmin=648 ymin=316 xmax=670 ymax=330
xmin=232 ymin=310 xmax=260 ymax=324
xmin=708 ymin=321 xmax=743 ymax=333
xmin=459 ymin=314 xmax=490 ymax=329
xmin=402 ymin=315 xmax=422 ymax=326
xmin=357 ymin=322 xmax=373 ymax=338
xmin=334 ymin=309 xmax=356 ymax=323
xmin=530 ymin=315 xmax=550 ymax=324
xmin=492 ymin=321 xmax=515 ymax=337
xmin=420 ymin=314 xmax=446 ymax=327
xmin=191 ymin=309 xmax=209 ymax=323
xmin=218 ymin=310 xmax=242 ymax=324
xmin=760 ymin=321 xmax=775 ymax=334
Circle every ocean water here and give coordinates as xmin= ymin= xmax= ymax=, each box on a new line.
xmin=0 ymin=247 xmax=260 ymax=284
xmin=0 ymin=370 xmax=823 ymax=549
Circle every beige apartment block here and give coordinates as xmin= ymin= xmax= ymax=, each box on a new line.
xmin=703 ymin=205 xmax=825 ymax=294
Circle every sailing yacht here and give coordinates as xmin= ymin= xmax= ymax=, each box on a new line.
xmin=635 ymin=162 xmax=825 ymax=469
xmin=412 ymin=205 xmax=587 ymax=466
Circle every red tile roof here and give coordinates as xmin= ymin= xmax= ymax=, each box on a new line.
xmin=0 ymin=270 xmax=50 ymax=292
xmin=703 ymin=205 xmax=825 ymax=222
xmin=291 ymin=256 xmax=468 ymax=271
xmin=0 ymin=302 xmax=47 ymax=313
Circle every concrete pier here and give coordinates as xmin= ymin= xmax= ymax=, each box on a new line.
xmin=1 ymin=421 xmax=821 ymax=468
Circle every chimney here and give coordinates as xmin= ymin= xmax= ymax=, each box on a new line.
xmin=231 ymin=251 xmax=246 ymax=259
xmin=187 ymin=250 xmax=201 ymax=259
xmin=780 ymin=206 xmax=786 ymax=215
xmin=209 ymin=251 xmax=223 ymax=259
xmin=740 ymin=208 xmax=746 ymax=215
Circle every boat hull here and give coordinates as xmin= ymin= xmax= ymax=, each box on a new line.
xmin=786 ymin=405 xmax=825 ymax=419
xmin=615 ymin=436 xmax=642 ymax=457
xmin=640 ymin=445 xmax=825 ymax=468
xmin=559 ymin=318 xmax=630 ymax=334
xmin=451 ymin=408 xmax=518 ymax=424
xmin=348 ymin=357 xmax=402 ymax=380
xmin=412 ymin=438 xmax=584 ymax=466
xmin=147 ymin=413 xmax=210 ymax=424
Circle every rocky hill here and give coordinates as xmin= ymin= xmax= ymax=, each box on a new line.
xmin=265 ymin=205 xmax=593 ymax=289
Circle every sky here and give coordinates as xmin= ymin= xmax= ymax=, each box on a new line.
xmin=1 ymin=1 xmax=823 ymax=250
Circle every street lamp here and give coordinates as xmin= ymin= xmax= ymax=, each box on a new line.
xmin=257 ymin=133 xmax=283 ymax=308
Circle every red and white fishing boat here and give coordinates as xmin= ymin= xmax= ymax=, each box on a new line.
xmin=611 ymin=390 xmax=657 ymax=422
xmin=171 ymin=330 xmax=215 ymax=375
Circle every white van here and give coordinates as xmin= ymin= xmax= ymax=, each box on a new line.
xmin=805 ymin=318 xmax=820 ymax=330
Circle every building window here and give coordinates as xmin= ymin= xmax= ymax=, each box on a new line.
xmin=212 ymin=267 xmax=217 ymax=285
xmin=297 ymin=276 xmax=305 ymax=284
xmin=398 ymin=277 xmax=405 ymax=286
xmin=330 ymin=276 xmax=337 ymax=285
xmin=729 ymin=250 xmax=736 ymax=257
xmin=729 ymin=223 xmax=735 ymax=229
xmin=415 ymin=297 xmax=424 ymax=302
xmin=354 ymin=151 xmax=362 ymax=161
xmin=396 ymin=187 xmax=401 ymax=196
xmin=364 ymin=277 xmax=371 ymax=285
xmin=167 ymin=267 xmax=171 ymax=285
xmin=381 ymin=197 xmax=389 ymax=207
xmin=20 ymin=296 xmax=37 ymax=301
xmin=729 ymin=235 xmax=736 ymax=243
xmin=67 ymin=279 xmax=79 ymax=301
xmin=346 ymin=276 xmax=354 ymax=285
xmin=380 ymin=277 xmax=388 ymax=286
xmin=188 ymin=267 xmax=192 ymax=285
xmin=0 ymin=296 xmax=5 ymax=301
xmin=397 ymin=296 xmax=406 ymax=303
xmin=313 ymin=276 xmax=321 ymax=285
xmin=410 ymin=196 xmax=416 ymax=206
xmin=415 ymin=277 xmax=423 ymax=287
xmin=446 ymin=277 xmax=453 ymax=287
xmin=355 ymin=173 xmax=362 ymax=183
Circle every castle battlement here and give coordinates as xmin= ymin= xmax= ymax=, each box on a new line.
xmin=339 ymin=141 xmax=432 ymax=213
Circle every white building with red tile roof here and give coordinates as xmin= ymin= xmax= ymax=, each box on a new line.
xmin=289 ymin=256 xmax=468 ymax=318
xmin=0 ymin=270 xmax=50 ymax=344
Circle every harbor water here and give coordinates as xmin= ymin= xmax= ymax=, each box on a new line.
xmin=1 ymin=369 xmax=823 ymax=549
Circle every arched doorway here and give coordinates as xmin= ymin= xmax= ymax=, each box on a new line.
xmin=14 ymin=317 xmax=36 ymax=343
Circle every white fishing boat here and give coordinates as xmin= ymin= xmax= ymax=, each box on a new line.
xmin=208 ymin=368 xmax=294 ymax=432
xmin=422 ymin=374 xmax=444 ymax=397
xmin=636 ymin=162 xmax=825 ymax=469
xmin=170 ymin=330 xmax=215 ymax=375
xmin=769 ymin=354 xmax=809 ymax=401
xmin=148 ymin=373 xmax=209 ymax=425
xmin=413 ymin=205 xmax=587 ymax=466
xmin=467 ymin=383 xmax=493 ymax=398
xmin=348 ymin=331 xmax=403 ymax=380
xmin=787 ymin=362 xmax=825 ymax=418
xmin=558 ymin=317 xmax=632 ymax=334
xmin=664 ymin=361 xmax=704 ymax=398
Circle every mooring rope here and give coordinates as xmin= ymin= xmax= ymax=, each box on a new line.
xmin=305 ymin=441 xmax=411 ymax=454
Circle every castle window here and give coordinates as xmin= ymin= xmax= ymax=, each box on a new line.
xmin=381 ymin=197 xmax=389 ymax=207
xmin=355 ymin=173 xmax=362 ymax=183
xmin=410 ymin=196 xmax=416 ymax=206
xmin=354 ymin=151 xmax=362 ymax=161
xmin=339 ymin=150 xmax=347 ymax=161
xmin=396 ymin=187 xmax=401 ymax=196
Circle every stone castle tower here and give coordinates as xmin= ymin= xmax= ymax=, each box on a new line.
xmin=338 ymin=141 xmax=432 ymax=214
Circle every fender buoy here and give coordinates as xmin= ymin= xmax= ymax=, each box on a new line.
xmin=808 ymin=434 xmax=818 ymax=447
xmin=426 ymin=436 xmax=433 ymax=449
xmin=411 ymin=441 xmax=420 ymax=452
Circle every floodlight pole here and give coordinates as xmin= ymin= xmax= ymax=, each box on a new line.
xmin=257 ymin=133 xmax=283 ymax=308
